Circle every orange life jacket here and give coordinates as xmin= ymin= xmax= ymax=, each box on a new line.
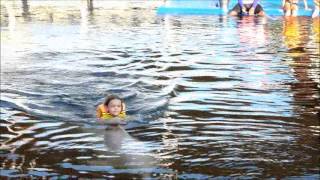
xmin=97 ymin=103 xmax=126 ymax=119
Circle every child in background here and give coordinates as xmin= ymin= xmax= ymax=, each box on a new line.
xmin=96 ymin=95 xmax=126 ymax=120
xmin=282 ymin=0 xmax=309 ymax=16
xmin=312 ymin=0 xmax=319 ymax=18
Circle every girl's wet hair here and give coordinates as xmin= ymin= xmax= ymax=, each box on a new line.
xmin=104 ymin=95 xmax=124 ymax=106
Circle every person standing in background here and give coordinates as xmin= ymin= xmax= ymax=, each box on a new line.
xmin=312 ymin=0 xmax=319 ymax=18
xmin=220 ymin=0 xmax=230 ymax=11
xmin=229 ymin=0 xmax=265 ymax=16
xmin=282 ymin=0 xmax=309 ymax=16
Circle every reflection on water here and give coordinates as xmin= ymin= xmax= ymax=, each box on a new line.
xmin=104 ymin=126 xmax=128 ymax=151
xmin=1 ymin=1 xmax=319 ymax=179
xmin=283 ymin=17 xmax=320 ymax=122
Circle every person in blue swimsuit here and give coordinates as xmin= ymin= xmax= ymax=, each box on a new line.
xmin=229 ymin=0 xmax=265 ymax=16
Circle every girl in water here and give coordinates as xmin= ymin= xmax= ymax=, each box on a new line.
xmin=96 ymin=95 xmax=126 ymax=121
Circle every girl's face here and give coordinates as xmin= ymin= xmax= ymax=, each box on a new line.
xmin=107 ymin=99 xmax=122 ymax=116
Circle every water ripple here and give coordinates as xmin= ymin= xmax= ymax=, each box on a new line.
xmin=1 ymin=4 xmax=319 ymax=179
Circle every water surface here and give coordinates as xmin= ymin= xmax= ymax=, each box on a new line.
xmin=1 ymin=1 xmax=319 ymax=179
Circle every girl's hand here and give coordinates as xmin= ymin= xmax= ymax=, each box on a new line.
xmin=248 ymin=8 xmax=255 ymax=15
xmin=241 ymin=6 xmax=247 ymax=14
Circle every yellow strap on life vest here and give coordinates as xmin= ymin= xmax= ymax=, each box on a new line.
xmin=101 ymin=111 xmax=126 ymax=120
